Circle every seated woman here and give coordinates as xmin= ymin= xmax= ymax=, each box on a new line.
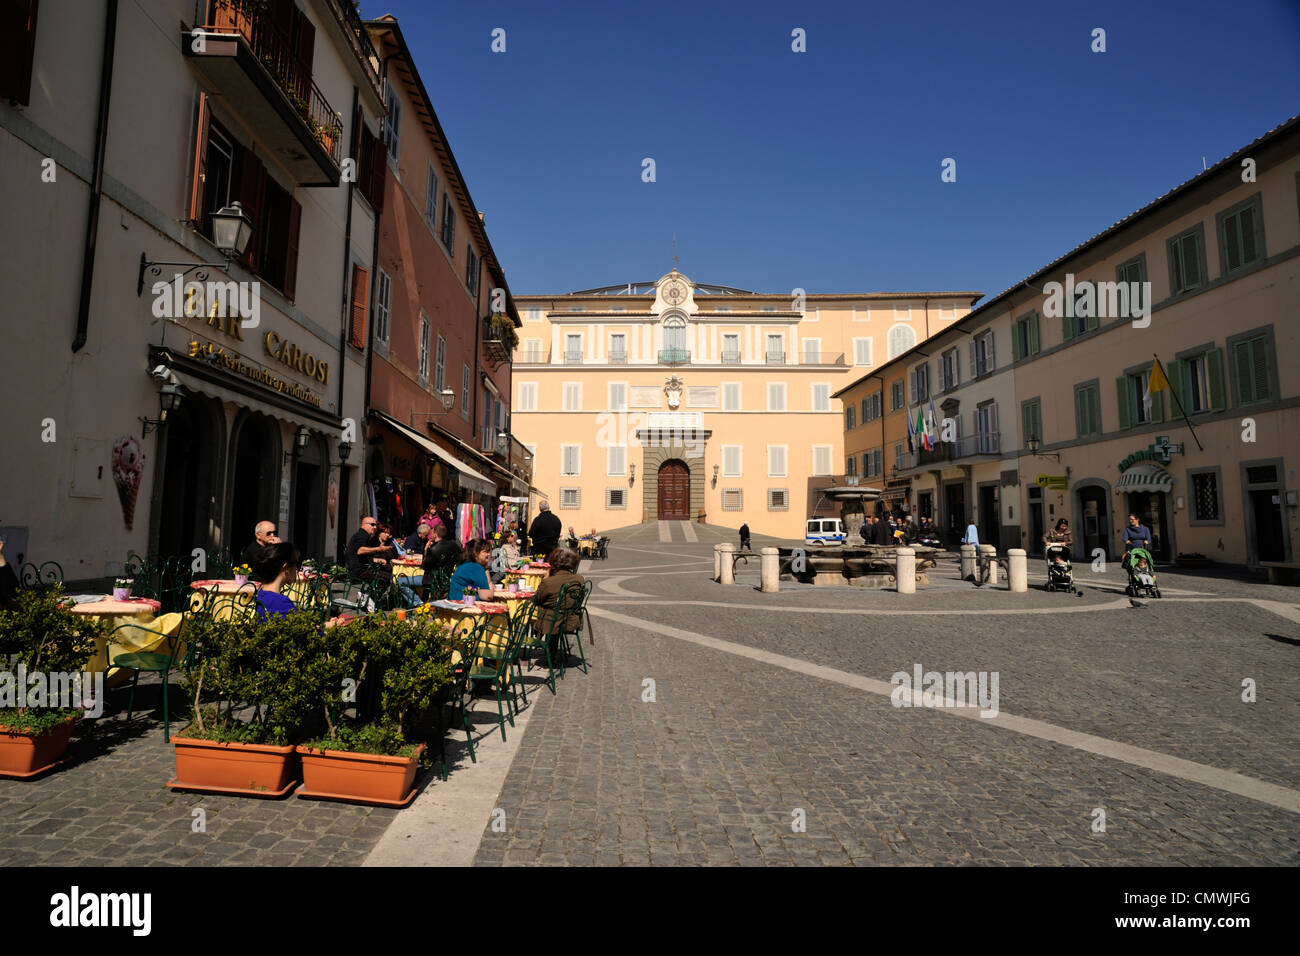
xmin=448 ymin=538 xmax=495 ymax=601
xmin=250 ymin=542 xmax=301 ymax=619
xmin=532 ymin=547 xmax=586 ymax=662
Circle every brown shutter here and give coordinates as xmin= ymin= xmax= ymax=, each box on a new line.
xmin=188 ymin=93 xmax=211 ymax=226
xmin=237 ymin=149 xmax=265 ymax=274
xmin=0 ymin=0 xmax=39 ymax=106
xmin=282 ymin=197 xmax=302 ymax=301
xmin=349 ymin=265 xmax=369 ymax=349
xmin=369 ymin=129 xmax=387 ymax=213
xmin=293 ymin=9 xmax=315 ymax=105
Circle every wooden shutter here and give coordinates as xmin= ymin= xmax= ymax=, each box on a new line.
xmin=236 ymin=149 xmax=266 ymax=274
xmin=907 ymin=368 xmax=916 ymax=403
xmin=1233 ymin=340 xmax=1253 ymax=404
xmin=0 ymin=0 xmax=39 ymax=105
xmin=188 ymin=93 xmax=211 ymax=225
xmin=1011 ymin=322 xmax=1023 ymax=362
xmin=1115 ymin=378 xmax=1131 ymax=430
xmin=348 ymin=265 xmax=369 ymax=349
xmin=1205 ymin=348 xmax=1226 ymax=411
xmin=281 ymin=197 xmax=301 ymax=300
xmin=1029 ymin=313 xmax=1041 ymax=355
xmin=293 ymin=10 xmax=315 ymax=104
xmin=1165 ymin=360 xmax=1184 ymax=415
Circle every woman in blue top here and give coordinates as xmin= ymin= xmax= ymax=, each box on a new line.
xmin=250 ymin=542 xmax=301 ymax=619
xmin=448 ymin=538 xmax=494 ymax=601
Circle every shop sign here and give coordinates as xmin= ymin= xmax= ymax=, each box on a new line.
xmin=264 ymin=331 xmax=330 ymax=385
xmin=186 ymin=339 xmax=323 ymax=408
xmin=1036 ymin=474 xmax=1068 ymax=489
xmin=1119 ymin=436 xmax=1183 ymax=472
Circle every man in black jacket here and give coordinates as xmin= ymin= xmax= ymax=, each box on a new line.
xmin=527 ymin=501 xmax=563 ymax=556
xmin=422 ymin=523 xmax=461 ymax=576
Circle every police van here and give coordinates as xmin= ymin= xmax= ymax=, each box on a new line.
xmin=805 ymin=517 xmax=846 ymax=546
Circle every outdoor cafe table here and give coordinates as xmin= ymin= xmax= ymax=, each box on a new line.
xmin=67 ymin=596 xmax=176 ymax=688
xmin=504 ymin=564 xmax=548 ymax=590
xmin=391 ymin=557 xmax=424 ymax=583
xmin=577 ymin=537 xmax=598 ymax=557
xmin=187 ymin=577 xmax=323 ymax=618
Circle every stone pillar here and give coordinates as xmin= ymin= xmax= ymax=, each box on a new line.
xmin=720 ymin=542 xmax=735 ymax=585
xmin=960 ymin=544 xmax=976 ymax=579
xmin=896 ymin=547 xmax=916 ymax=594
xmin=1008 ymin=548 xmax=1027 ymax=592
xmin=978 ymin=544 xmax=998 ymax=584
xmin=713 ymin=544 xmax=721 ymax=582
xmin=760 ymin=547 xmax=779 ymax=592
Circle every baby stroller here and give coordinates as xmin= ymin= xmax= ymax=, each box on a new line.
xmin=1123 ymin=547 xmax=1161 ymax=598
xmin=1044 ymin=543 xmax=1078 ymax=594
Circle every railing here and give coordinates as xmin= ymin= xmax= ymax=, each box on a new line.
xmin=800 ymin=351 xmax=847 ymax=366
xmin=563 ymin=351 xmax=583 ymax=364
xmin=721 ymin=350 xmax=741 ymax=364
xmin=201 ymin=2 xmax=343 ymax=167
xmin=901 ymin=432 xmax=1001 ymax=469
xmin=608 ymin=350 xmax=627 ymax=364
xmin=658 ymin=349 xmax=690 ymax=365
xmin=766 ymin=351 xmax=785 ymax=365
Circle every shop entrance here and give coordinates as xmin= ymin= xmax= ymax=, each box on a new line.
xmin=1125 ymin=492 xmax=1172 ymax=562
xmin=1077 ymin=485 xmax=1110 ymax=561
xmin=229 ymin=413 xmax=280 ymax=557
xmin=1242 ymin=461 xmax=1288 ymax=563
xmin=943 ymin=482 xmax=966 ymax=547
xmin=978 ymin=483 xmax=1000 ymax=551
xmin=1027 ymin=486 xmax=1045 ymax=556
xmin=291 ymin=435 xmax=325 ymax=559
xmin=157 ymin=396 xmax=222 ymax=559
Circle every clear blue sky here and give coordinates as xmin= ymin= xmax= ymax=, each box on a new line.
xmin=361 ymin=0 xmax=1300 ymax=300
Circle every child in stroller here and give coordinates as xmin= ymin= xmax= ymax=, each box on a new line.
xmin=1044 ymin=519 xmax=1079 ymax=594
xmin=1123 ymin=546 xmax=1161 ymax=598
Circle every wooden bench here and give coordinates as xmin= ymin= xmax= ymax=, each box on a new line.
xmin=1260 ymin=561 xmax=1300 ymax=585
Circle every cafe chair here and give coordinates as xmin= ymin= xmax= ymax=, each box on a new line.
xmin=465 ymin=616 xmax=522 ymax=742
xmin=104 ymin=614 xmax=187 ymax=743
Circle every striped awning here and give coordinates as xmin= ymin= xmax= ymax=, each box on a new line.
xmin=1116 ymin=463 xmax=1174 ymax=493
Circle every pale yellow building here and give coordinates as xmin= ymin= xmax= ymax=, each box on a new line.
xmin=510 ymin=273 xmax=976 ymax=539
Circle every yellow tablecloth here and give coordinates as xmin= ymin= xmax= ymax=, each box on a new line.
xmin=77 ymin=610 xmax=184 ymax=689
xmin=187 ymin=578 xmax=327 ymax=618
xmin=391 ymin=561 xmax=423 ymax=583
xmin=578 ymin=538 xmax=597 ymax=556
xmin=504 ymin=570 xmax=545 ymax=590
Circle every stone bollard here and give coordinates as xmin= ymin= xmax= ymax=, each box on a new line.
xmin=978 ymin=544 xmax=998 ymax=585
xmin=760 ymin=547 xmax=780 ymax=592
xmin=713 ymin=544 xmax=721 ymax=582
xmin=720 ymin=543 xmax=735 ymax=585
xmin=896 ymin=547 xmax=916 ymax=594
xmin=1008 ymin=548 xmax=1027 ymax=593
xmin=960 ymin=544 xmax=976 ymax=580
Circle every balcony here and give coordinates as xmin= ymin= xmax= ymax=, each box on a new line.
xmin=185 ymin=2 xmax=343 ymax=186
xmin=801 ymin=351 xmax=847 ymax=366
xmin=721 ymin=350 xmax=741 ymax=365
xmin=766 ymin=351 xmax=785 ymax=365
xmin=482 ymin=314 xmax=517 ymax=370
xmin=608 ymin=350 xmax=627 ymax=364
xmin=563 ymin=351 xmax=584 ymax=364
xmin=902 ymin=432 xmax=1001 ymax=470
xmin=658 ymin=348 xmax=690 ymax=365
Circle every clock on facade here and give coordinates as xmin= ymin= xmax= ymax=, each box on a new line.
xmin=663 ymin=281 xmax=685 ymax=304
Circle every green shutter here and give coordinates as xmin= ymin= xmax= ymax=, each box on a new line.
xmin=1165 ymin=359 xmax=1184 ymax=416
xmin=1233 ymin=340 xmax=1253 ymax=405
xmin=1206 ymin=348 xmax=1226 ymax=411
xmin=1029 ymin=313 xmax=1040 ymax=355
xmin=1150 ymin=382 xmax=1165 ymax=423
xmin=1116 ymin=377 xmax=1132 ymax=430
xmin=1087 ymin=309 xmax=1099 ymax=331
xmin=1074 ymin=388 xmax=1086 ymax=437
xmin=1251 ymin=337 xmax=1270 ymax=402
xmin=1011 ymin=322 xmax=1024 ymax=362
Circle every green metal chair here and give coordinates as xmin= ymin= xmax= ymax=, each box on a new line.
xmin=506 ymin=598 xmax=538 ymax=708
xmin=526 ymin=583 xmax=585 ymax=694
xmin=464 ymin=615 xmax=520 ymax=742
xmin=104 ymin=617 xmax=188 ymax=742
xmin=555 ymin=579 xmax=593 ymax=677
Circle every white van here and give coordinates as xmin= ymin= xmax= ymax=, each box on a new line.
xmin=805 ymin=517 xmax=846 ymax=546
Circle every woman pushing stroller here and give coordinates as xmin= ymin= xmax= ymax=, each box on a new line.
xmin=1043 ymin=519 xmax=1078 ymax=593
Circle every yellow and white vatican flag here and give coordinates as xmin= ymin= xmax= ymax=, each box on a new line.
xmin=1143 ymin=357 xmax=1170 ymax=416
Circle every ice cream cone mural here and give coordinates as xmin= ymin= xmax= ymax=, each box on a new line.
xmin=112 ymin=435 xmax=145 ymax=531
xmin=327 ymin=473 xmax=338 ymax=529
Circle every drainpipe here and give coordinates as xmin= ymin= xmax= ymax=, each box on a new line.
xmin=71 ymin=0 xmax=119 ymax=352
xmin=337 ymin=84 xmax=359 ymax=418
xmin=363 ymin=56 xmax=389 ymax=423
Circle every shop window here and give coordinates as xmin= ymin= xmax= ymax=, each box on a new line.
xmin=1189 ymin=468 xmax=1223 ymax=525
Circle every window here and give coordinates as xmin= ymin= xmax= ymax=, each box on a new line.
xmin=609 ymin=333 xmax=627 ymax=363
xmin=607 ymin=445 xmax=627 ymax=476
xmin=1189 ymin=468 xmax=1223 ymax=525
xmin=863 ymin=449 xmax=882 ymax=478
xmin=1074 ymin=381 xmax=1101 ymax=437
xmin=845 ymin=405 xmax=856 ymax=430
xmin=382 ymin=82 xmax=401 ymax=161
xmin=812 ymin=446 xmax=832 ymax=476
xmin=768 ymin=489 xmax=788 ymax=511
xmin=909 ymin=363 xmax=930 ymax=403
xmin=941 ymin=348 xmax=960 ymax=391
xmin=974 ymin=402 xmax=998 ymax=454
xmin=890 ymin=381 xmax=904 ymax=411
xmin=1061 ymin=285 xmax=1100 ymax=341
xmin=461 ymin=365 xmax=471 ymax=419
xmin=417 ymin=313 xmax=430 ymax=382
xmin=434 ymin=334 xmax=446 ymax=392
xmin=972 ymin=330 xmax=995 ymax=377
xmin=766 ymin=334 xmax=784 ymax=364
xmin=608 ymin=382 xmax=627 ymax=411
xmin=1172 ymin=348 xmax=1225 ymax=414
xmin=767 ymin=383 xmax=787 ymax=412
xmin=663 ymin=315 xmax=687 ymax=355
xmin=1167 ymin=225 xmax=1206 ymax=296
xmin=722 ymin=445 xmax=742 ymax=477
xmin=802 ymin=338 xmax=821 ymax=363
xmin=894 ymin=304 xmax=912 ymax=321
xmin=893 ymin=442 xmax=905 ymax=471
xmin=722 ymin=489 xmax=743 ymax=511
xmin=523 ymin=338 xmax=544 ymax=363
xmin=853 ymin=339 xmax=872 ymax=366
xmin=0 ymin=0 xmax=39 ymax=104
xmin=722 ymin=333 xmax=740 ymax=364
xmin=1228 ymin=328 xmax=1276 ymax=406
xmin=606 ymin=488 xmax=626 ymax=509
xmin=1011 ymin=312 xmax=1040 ymax=361
xmin=1117 ymin=368 xmax=1161 ymax=428
xmin=560 ymin=488 xmax=580 ymax=509
xmin=562 ymin=383 xmax=582 ymax=411
xmin=722 ymin=382 xmax=742 ymax=411
xmin=373 ymin=268 xmax=391 ymax=345
xmin=811 ymin=383 xmax=830 ymax=412
xmin=760 ymin=306 xmax=777 ymax=313
xmin=1021 ymin=398 xmax=1042 ymax=447
xmin=1116 ymin=255 xmax=1147 ymax=316
xmin=425 ymin=162 xmax=438 ymax=229
xmin=561 ymin=445 xmax=581 ymax=476
xmin=1217 ymin=195 xmax=1265 ymax=276
xmin=465 ymin=245 xmax=480 ymax=293
xmin=845 ymin=456 xmax=857 ymax=477
xmin=767 ymin=445 xmax=787 ymax=477
xmin=526 ymin=308 xmax=542 ymax=322
xmin=862 ymin=393 xmax=882 ymax=422
xmin=517 ymin=382 xmax=538 ymax=411
xmin=887 ymin=324 xmax=916 ymax=359
xmin=440 ymin=193 xmax=455 ymax=253
xmin=565 ymin=333 xmax=583 ymax=363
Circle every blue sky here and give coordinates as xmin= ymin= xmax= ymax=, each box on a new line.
xmin=361 ymin=0 xmax=1300 ymax=299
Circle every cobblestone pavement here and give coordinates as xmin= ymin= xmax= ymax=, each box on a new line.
xmin=472 ymin=521 xmax=1300 ymax=865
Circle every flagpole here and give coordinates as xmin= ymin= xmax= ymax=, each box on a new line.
xmin=1154 ymin=353 xmax=1203 ymax=452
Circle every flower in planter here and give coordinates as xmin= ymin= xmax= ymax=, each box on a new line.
xmin=113 ymin=578 xmax=134 ymax=589
xmin=232 ymin=564 xmax=252 ymax=577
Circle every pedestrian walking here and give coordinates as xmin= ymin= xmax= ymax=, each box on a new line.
xmin=739 ymin=522 xmax=752 ymax=551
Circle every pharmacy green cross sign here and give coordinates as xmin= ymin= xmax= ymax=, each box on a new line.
xmin=1119 ymin=435 xmax=1184 ymax=472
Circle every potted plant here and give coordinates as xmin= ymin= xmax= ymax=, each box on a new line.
xmin=462 ymin=586 xmax=477 ymax=607
xmin=0 ymin=586 xmax=105 ymax=778
xmin=168 ymin=611 xmax=318 ymax=797
xmin=232 ymin=564 xmax=251 ymax=587
xmin=484 ymin=313 xmax=519 ymax=351
xmin=112 ymin=578 xmax=133 ymax=601
xmin=295 ymin=614 xmax=455 ymax=806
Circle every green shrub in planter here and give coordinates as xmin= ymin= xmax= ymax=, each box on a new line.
xmin=0 ymin=587 xmax=105 ymax=735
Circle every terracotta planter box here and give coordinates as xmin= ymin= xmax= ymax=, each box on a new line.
xmin=168 ymin=731 xmax=299 ymax=797
xmin=296 ymin=743 xmax=425 ymax=807
xmin=0 ymin=716 xmax=78 ymax=779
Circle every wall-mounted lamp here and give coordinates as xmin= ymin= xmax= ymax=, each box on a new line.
xmin=629 ymin=462 xmax=635 ymax=487
xmin=295 ymin=425 xmax=311 ymax=451
xmin=1026 ymin=435 xmax=1061 ymax=463
xmin=712 ymin=463 xmax=719 ymax=487
xmin=139 ymin=382 xmax=183 ymax=436
xmin=338 ymin=439 xmax=353 ymax=463
xmin=137 ymin=202 xmax=253 ymax=295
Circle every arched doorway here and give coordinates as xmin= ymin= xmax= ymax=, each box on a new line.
xmin=658 ymin=459 xmax=690 ymax=519
xmin=291 ymin=433 xmax=326 ymax=559
xmin=228 ymin=412 xmax=281 ymax=557
xmin=1075 ymin=482 xmax=1112 ymax=561
xmin=156 ymin=395 xmax=224 ymax=559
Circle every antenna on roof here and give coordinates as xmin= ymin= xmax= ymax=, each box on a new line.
xmin=1202 ymin=156 xmax=1207 ymax=171
xmin=672 ymin=233 xmax=679 ymax=269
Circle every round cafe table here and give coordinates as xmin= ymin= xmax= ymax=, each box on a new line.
xmin=391 ymin=558 xmax=424 ymax=584
xmin=504 ymin=568 xmax=546 ymax=591
xmin=577 ymin=537 xmax=598 ymax=557
xmin=67 ymin=597 xmax=176 ymax=689
xmin=417 ymin=600 xmax=513 ymax=677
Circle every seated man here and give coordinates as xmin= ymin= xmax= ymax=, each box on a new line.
xmin=422 ymin=523 xmax=461 ymax=577
xmin=242 ymin=520 xmax=280 ymax=567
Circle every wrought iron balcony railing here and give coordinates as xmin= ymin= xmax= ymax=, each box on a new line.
xmin=658 ymin=348 xmax=690 ymax=365
xmin=721 ymin=350 xmax=741 ymax=364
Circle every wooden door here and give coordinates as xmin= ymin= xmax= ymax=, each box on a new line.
xmin=657 ymin=460 xmax=689 ymax=519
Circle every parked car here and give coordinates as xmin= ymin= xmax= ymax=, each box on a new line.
xmin=805 ymin=517 xmax=846 ymax=546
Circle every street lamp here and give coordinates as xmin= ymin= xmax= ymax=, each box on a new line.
xmin=1026 ymin=435 xmax=1061 ymax=462
xmin=629 ymin=462 xmax=635 ymax=487
xmin=338 ymin=439 xmax=353 ymax=463
xmin=712 ymin=463 xmax=718 ymax=487
xmin=136 ymin=202 xmax=255 ymax=295
xmin=140 ymin=382 xmax=183 ymax=436
xmin=295 ymin=425 xmax=311 ymax=451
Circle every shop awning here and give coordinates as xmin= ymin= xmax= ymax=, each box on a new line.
xmin=370 ymin=411 xmax=498 ymax=497
xmin=1116 ymin=463 xmax=1174 ymax=493
xmin=165 ymin=363 xmax=342 ymax=432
